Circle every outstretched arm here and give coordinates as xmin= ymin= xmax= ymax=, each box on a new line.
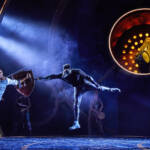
xmin=37 ymin=73 xmax=62 ymax=80
xmin=7 ymin=78 xmax=22 ymax=88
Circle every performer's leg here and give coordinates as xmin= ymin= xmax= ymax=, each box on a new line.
xmin=25 ymin=111 xmax=32 ymax=135
xmin=84 ymin=78 xmax=99 ymax=91
xmin=84 ymin=76 xmax=113 ymax=92
xmin=74 ymin=90 xmax=82 ymax=123
xmin=84 ymin=78 xmax=121 ymax=93
xmin=69 ymin=87 xmax=82 ymax=130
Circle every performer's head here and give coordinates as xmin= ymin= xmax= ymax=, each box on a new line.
xmin=63 ymin=64 xmax=71 ymax=70
xmin=63 ymin=64 xmax=71 ymax=75
xmin=0 ymin=69 xmax=4 ymax=79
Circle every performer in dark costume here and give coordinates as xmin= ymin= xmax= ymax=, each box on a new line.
xmin=37 ymin=64 xmax=121 ymax=130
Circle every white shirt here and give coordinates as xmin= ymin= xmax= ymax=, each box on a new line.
xmin=0 ymin=78 xmax=18 ymax=101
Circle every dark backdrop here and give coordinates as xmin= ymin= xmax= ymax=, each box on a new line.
xmin=0 ymin=0 xmax=150 ymax=136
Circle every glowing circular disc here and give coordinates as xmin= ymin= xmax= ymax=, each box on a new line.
xmin=109 ymin=8 xmax=150 ymax=75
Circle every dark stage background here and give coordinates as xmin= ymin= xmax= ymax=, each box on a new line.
xmin=0 ymin=0 xmax=150 ymax=136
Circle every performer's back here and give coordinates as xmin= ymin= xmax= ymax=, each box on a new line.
xmin=61 ymin=69 xmax=89 ymax=87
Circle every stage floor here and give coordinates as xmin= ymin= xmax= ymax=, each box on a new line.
xmin=0 ymin=136 xmax=149 ymax=150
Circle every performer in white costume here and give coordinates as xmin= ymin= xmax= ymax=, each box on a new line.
xmin=0 ymin=69 xmax=29 ymax=101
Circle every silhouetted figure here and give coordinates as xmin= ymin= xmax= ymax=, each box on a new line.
xmin=88 ymin=98 xmax=105 ymax=135
xmin=15 ymin=97 xmax=32 ymax=136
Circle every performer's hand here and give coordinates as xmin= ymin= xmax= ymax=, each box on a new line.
xmin=26 ymin=73 xmax=31 ymax=79
xmin=34 ymin=78 xmax=39 ymax=80
xmin=35 ymin=77 xmax=43 ymax=80
xmin=110 ymin=88 xmax=121 ymax=93
xmin=98 ymin=86 xmax=102 ymax=90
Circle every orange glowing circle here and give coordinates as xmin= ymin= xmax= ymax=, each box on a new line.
xmin=122 ymin=56 xmax=126 ymax=60
xmin=133 ymin=35 xmax=137 ymax=39
xmin=109 ymin=8 xmax=150 ymax=75
xmin=145 ymin=33 xmax=149 ymax=37
xmin=140 ymin=40 xmax=144 ymax=43
xmin=139 ymin=33 xmax=143 ymax=37
xmin=128 ymin=67 xmax=132 ymax=71
xmin=131 ymin=60 xmax=135 ymax=64
xmin=131 ymin=46 xmax=135 ymax=49
xmin=128 ymin=39 xmax=132 ymax=43
xmin=129 ymin=56 xmax=133 ymax=59
xmin=124 ymin=44 xmax=128 ymax=48
xmin=122 ymin=50 xmax=126 ymax=54
xmin=134 ymin=42 xmax=138 ymax=45
xmin=135 ymin=64 xmax=139 ymax=67
xmin=134 ymin=70 xmax=138 ymax=73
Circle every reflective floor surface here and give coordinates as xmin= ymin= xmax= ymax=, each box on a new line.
xmin=0 ymin=136 xmax=149 ymax=150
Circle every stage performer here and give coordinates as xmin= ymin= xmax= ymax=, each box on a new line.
xmin=37 ymin=64 xmax=121 ymax=130
xmin=0 ymin=69 xmax=30 ymax=102
xmin=16 ymin=96 xmax=32 ymax=136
